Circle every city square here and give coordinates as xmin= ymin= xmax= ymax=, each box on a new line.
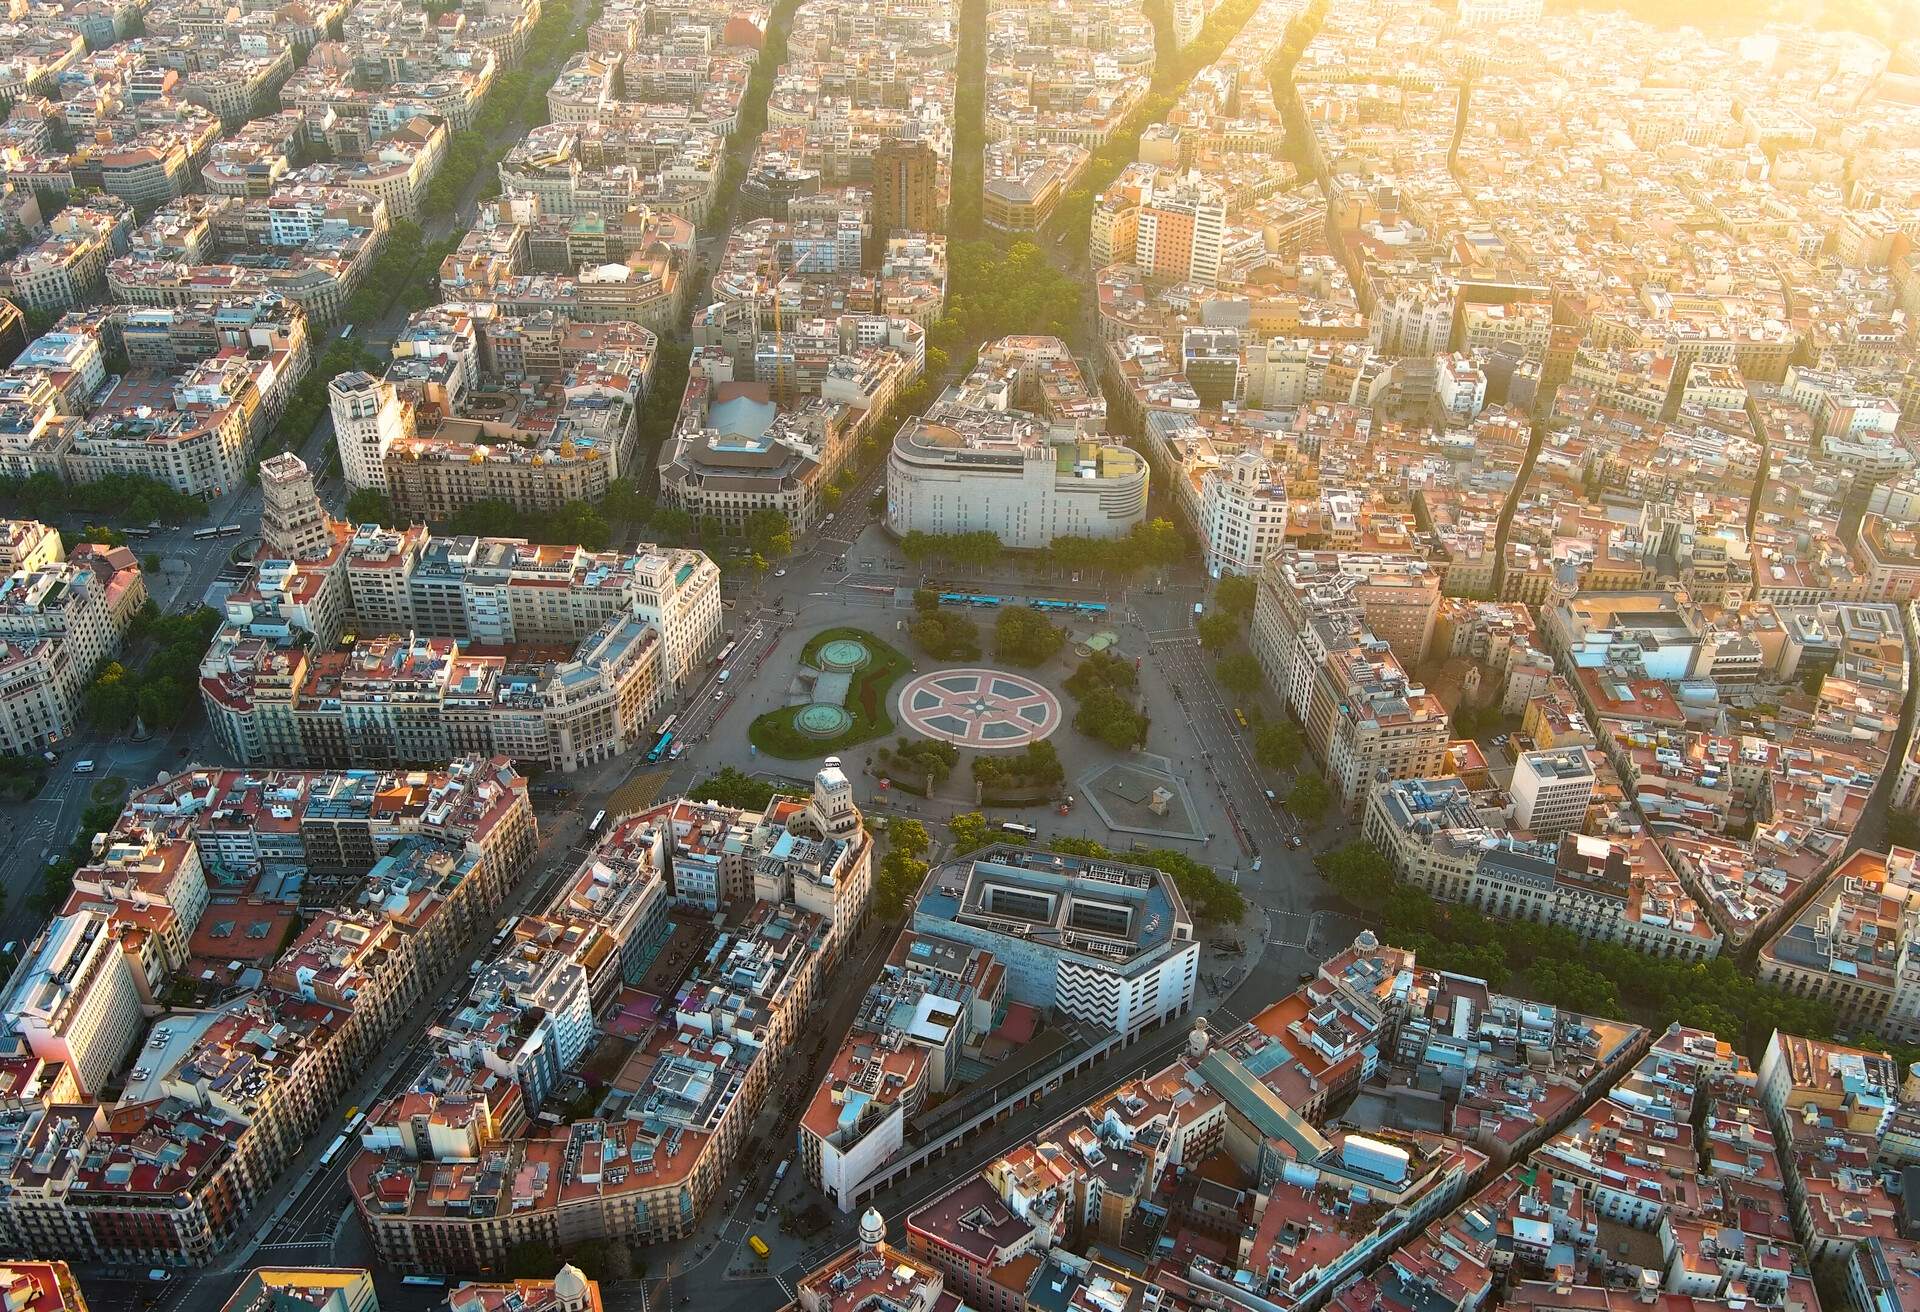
xmin=0 ymin=0 xmax=1917 ymax=1310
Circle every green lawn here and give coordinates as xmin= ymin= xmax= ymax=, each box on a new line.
xmin=748 ymin=628 xmax=912 ymax=759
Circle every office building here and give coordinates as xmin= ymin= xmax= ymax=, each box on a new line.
xmin=1510 ymin=748 xmax=1596 ymax=837
xmin=913 ymin=845 xmax=1198 ymax=1036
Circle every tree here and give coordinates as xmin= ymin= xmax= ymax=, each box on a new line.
xmin=1215 ymin=652 xmax=1263 ymax=699
xmin=1254 ymin=719 xmax=1303 ymax=771
xmin=875 ymin=848 xmax=930 ymax=916
xmin=1129 ymin=518 xmax=1184 ymax=570
xmin=1134 ymin=847 xmax=1244 ymax=925
xmin=1800 ymin=667 xmax=1827 ymax=698
xmin=1075 ymin=686 xmax=1149 ymax=750
xmin=689 ymin=767 xmax=805 ymax=811
xmin=1196 ymin=611 xmax=1238 ymax=652
xmin=889 ymin=738 xmax=957 ymax=786
xmin=650 ymin=507 xmax=695 ymax=542
xmin=1288 ymin=773 xmax=1332 ymax=826
xmin=1064 ymin=651 xmax=1135 ymax=700
xmin=446 ymin=499 xmax=526 ymax=538
xmin=1215 ymin=574 xmax=1256 ymax=619
xmin=602 ymin=477 xmax=647 ymax=524
xmin=744 ymin=508 xmax=793 ymax=559
xmin=891 ymin=817 xmax=931 ymax=861
xmin=86 ymin=661 xmax=138 ymax=731
xmin=994 ymin=608 xmax=1064 ymax=667
xmin=544 ymin=502 xmax=611 ymax=551
xmin=503 ymin=1241 xmax=562 ymax=1279
xmin=910 ymin=611 xmax=981 ymax=660
xmin=1889 ymin=811 xmax=1920 ymax=851
xmin=346 ymin=488 xmax=393 ymax=524
xmin=1320 ymin=840 xmax=1394 ymax=906
xmin=973 ymin=740 xmax=1065 ymax=789
xmin=949 ymin=811 xmax=993 ymax=854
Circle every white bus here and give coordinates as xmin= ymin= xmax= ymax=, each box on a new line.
xmin=999 ymin=821 xmax=1038 ymax=838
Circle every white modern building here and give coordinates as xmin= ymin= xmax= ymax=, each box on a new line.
xmin=330 ymin=370 xmax=412 ymax=492
xmin=886 ymin=337 xmax=1147 ymax=549
xmin=913 ymin=846 xmax=1198 ymax=1036
xmin=1 ymin=910 xmax=146 ymax=1098
xmin=887 ymin=422 xmax=1148 ymax=549
xmin=1510 ymin=748 xmax=1596 ymax=837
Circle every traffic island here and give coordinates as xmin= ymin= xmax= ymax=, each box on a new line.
xmin=748 ymin=627 xmax=910 ymax=758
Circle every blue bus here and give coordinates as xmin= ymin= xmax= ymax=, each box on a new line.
xmin=645 ymin=731 xmax=674 ymax=763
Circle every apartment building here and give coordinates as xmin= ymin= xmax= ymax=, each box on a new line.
xmin=330 ymin=371 xmax=414 ymax=493
xmin=0 ymin=756 xmax=535 ymax=1265
xmin=1366 ymin=776 xmax=1722 ymax=961
xmin=890 ymin=935 xmax=1482 ymax=1312
xmin=799 ymin=933 xmax=1006 ymax=1211
xmin=1121 ymin=171 xmax=1228 ymax=290
xmin=0 ymin=203 xmax=134 ymax=313
xmin=286 ymin=117 xmax=451 ymax=224
xmin=0 ymin=910 xmax=146 ymax=1098
xmin=1301 ymin=641 xmax=1451 ymax=815
xmin=352 ymin=765 xmax=870 ymax=1271
xmin=202 ymin=469 xmax=721 ymax=772
xmin=336 ymin=303 xmax=657 ymax=513
xmin=1758 ymin=847 xmax=1920 ymax=1041
xmin=0 ymin=534 xmax=146 ymax=757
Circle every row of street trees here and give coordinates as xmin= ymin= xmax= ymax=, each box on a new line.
xmin=897 ymin=519 xmax=1187 ymax=577
xmin=1319 ymin=840 xmax=1842 ymax=1058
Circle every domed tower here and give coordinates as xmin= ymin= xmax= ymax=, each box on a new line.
xmin=859 ymin=1206 xmax=886 ymax=1253
xmin=807 ymin=756 xmax=862 ymax=840
xmin=553 ymin=1264 xmax=591 ymax=1312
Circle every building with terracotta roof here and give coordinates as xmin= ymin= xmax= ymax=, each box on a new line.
xmin=1758 ymin=848 xmax=1920 ymax=1040
xmin=202 ymin=467 xmax=722 ymax=773
xmin=798 ymin=932 xmax=1005 ymax=1210
xmin=351 ymin=765 xmax=869 ymax=1272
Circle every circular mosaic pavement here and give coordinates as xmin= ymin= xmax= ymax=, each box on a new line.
xmin=896 ymin=668 xmax=1061 ymax=749
xmin=816 ymin=638 xmax=871 ymax=672
xmin=794 ymin=703 xmax=855 ymax=739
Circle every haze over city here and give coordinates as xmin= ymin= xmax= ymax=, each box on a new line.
xmin=3 ymin=1 xmax=1920 ymax=1312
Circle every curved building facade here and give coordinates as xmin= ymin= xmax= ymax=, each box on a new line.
xmin=885 ymin=335 xmax=1148 ymax=548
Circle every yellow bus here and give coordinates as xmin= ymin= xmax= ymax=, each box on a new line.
xmin=747 ymin=1235 xmax=770 ymax=1260
xmin=1233 ymin=707 xmax=1248 ymax=728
